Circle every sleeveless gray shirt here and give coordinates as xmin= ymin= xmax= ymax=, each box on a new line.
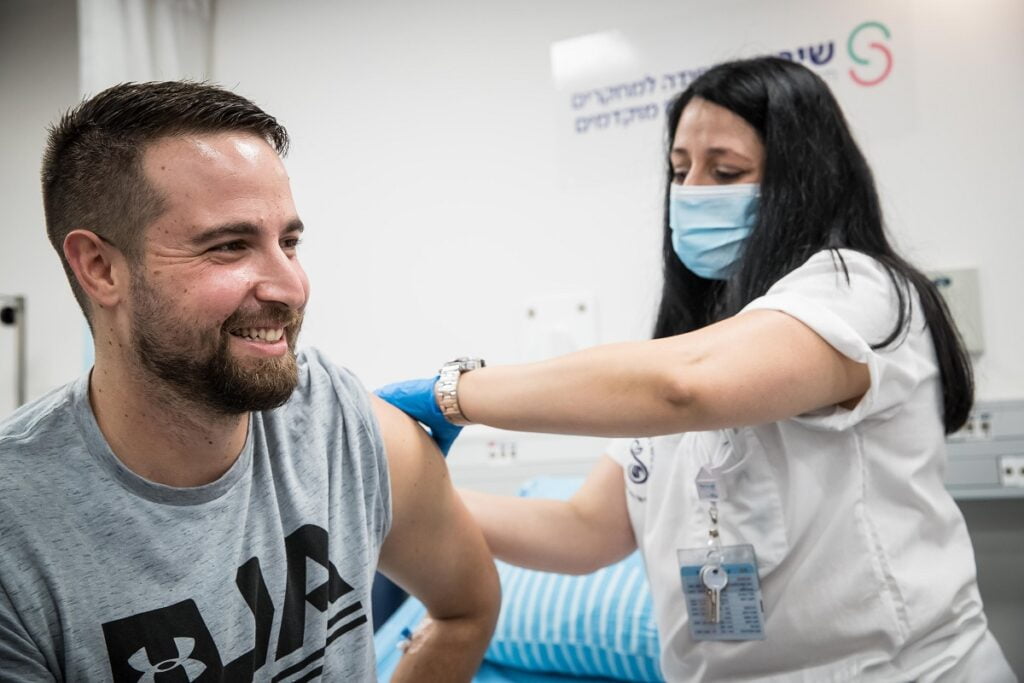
xmin=0 ymin=347 xmax=390 ymax=681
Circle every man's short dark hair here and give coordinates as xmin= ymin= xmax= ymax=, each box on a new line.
xmin=41 ymin=81 xmax=289 ymax=324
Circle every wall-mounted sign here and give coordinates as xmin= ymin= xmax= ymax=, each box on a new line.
xmin=550 ymin=0 xmax=913 ymax=187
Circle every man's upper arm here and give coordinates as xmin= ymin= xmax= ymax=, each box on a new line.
xmin=371 ymin=396 xmax=499 ymax=623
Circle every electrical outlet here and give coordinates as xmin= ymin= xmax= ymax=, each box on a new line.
xmin=998 ymin=455 xmax=1024 ymax=488
xmin=951 ymin=411 xmax=993 ymax=441
xmin=971 ymin=412 xmax=993 ymax=440
xmin=485 ymin=439 xmax=518 ymax=461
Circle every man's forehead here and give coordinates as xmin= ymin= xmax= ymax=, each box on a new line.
xmin=139 ymin=132 xmax=296 ymax=241
xmin=145 ymin=130 xmax=276 ymax=165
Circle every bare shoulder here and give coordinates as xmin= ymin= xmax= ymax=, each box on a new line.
xmin=369 ymin=394 xmax=450 ymax=498
xmin=370 ymin=394 xmax=443 ymax=456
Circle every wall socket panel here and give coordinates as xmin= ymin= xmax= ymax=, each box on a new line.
xmin=954 ymin=410 xmax=993 ymax=441
xmin=945 ymin=400 xmax=1024 ymax=499
xmin=446 ymin=426 xmax=607 ymax=496
xmin=449 ymin=403 xmax=1024 ymax=501
xmin=999 ymin=455 xmax=1024 ymax=488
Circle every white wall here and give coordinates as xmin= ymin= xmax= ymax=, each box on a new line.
xmin=871 ymin=0 xmax=1024 ymax=398
xmin=209 ymin=0 xmax=667 ymax=389
xmin=0 ymin=0 xmax=83 ymax=415
xmin=4 ymin=0 xmax=1022 ymax=404
xmin=209 ymin=0 xmax=1024 ymax=401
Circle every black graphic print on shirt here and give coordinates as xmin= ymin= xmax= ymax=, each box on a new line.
xmin=101 ymin=524 xmax=366 ymax=682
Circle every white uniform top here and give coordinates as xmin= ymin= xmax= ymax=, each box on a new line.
xmin=609 ymin=250 xmax=1015 ymax=682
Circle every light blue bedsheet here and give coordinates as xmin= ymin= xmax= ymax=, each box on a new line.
xmin=375 ymin=597 xmax=618 ymax=683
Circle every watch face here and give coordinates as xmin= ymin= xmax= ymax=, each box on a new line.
xmin=442 ymin=358 xmax=485 ymax=373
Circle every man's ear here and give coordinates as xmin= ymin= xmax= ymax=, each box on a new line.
xmin=63 ymin=230 xmax=130 ymax=310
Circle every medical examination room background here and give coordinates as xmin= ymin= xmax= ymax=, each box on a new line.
xmin=1 ymin=0 xmax=1022 ymax=672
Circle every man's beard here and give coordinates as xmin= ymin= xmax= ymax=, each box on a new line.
xmin=130 ymin=275 xmax=304 ymax=415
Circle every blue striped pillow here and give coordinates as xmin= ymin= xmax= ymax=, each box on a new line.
xmin=483 ymin=477 xmax=663 ymax=682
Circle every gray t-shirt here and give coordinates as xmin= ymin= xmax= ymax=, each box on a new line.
xmin=0 ymin=347 xmax=391 ymax=682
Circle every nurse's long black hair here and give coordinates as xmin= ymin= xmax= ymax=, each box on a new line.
xmin=652 ymin=57 xmax=974 ymax=433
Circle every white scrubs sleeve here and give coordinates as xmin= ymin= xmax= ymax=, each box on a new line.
xmin=741 ymin=249 xmax=928 ymax=432
xmin=605 ymin=438 xmax=633 ymax=468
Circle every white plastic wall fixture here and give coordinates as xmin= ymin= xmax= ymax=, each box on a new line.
xmin=928 ymin=268 xmax=984 ymax=355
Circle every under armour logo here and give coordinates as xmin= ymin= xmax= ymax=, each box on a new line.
xmin=128 ymin=637 xmax=207 ymax=682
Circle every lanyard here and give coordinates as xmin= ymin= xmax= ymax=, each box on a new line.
xmin=695 ymin=465 xmax=726 ymax=564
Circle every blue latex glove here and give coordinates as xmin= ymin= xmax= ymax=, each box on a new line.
xmin=374 ymin=376 xmax=463 ymax=456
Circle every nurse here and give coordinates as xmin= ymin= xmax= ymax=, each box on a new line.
xmin=379 ymin=57 xmax=1015 ymax=680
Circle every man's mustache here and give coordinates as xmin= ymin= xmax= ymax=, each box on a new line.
xmin=223 ymin=305 xmax=304 ymax=331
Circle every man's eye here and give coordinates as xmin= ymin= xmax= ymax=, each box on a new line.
xmin=282 ymin=237 xmax=303 ymax=250
xmin=211 ymin=241 xmax=246 ymax=253
xmin=672 ymin=170 xmax=689 ymax=183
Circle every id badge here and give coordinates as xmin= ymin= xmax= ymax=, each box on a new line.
xmin=677 ymin=544 xmax=765 ymax=641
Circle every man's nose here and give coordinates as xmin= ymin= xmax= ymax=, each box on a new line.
xmin=253 ymin=248 xmax=307 ymax=310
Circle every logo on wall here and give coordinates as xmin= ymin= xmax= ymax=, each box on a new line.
xmin=847 ymin=21 xmax=893 ymax=87
xmin=563 ymin=18 xmax=897 ymax=135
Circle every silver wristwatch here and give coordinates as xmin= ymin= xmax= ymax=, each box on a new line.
xmin=435 ymin=357 xmax=486 ymax=426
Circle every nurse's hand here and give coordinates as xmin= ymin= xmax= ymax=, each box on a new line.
xmin=374 ymin=377 xmax=463 ymax=456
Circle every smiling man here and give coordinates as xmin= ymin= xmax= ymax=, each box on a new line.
xmin=0 ymin=82 xmax=498 ymax=681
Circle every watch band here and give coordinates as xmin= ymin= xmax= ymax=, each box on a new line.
xmin=435 ymin=357 xmax=486 ymax=426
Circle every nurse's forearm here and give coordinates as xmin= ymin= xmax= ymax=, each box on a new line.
xmin=454 ymin=310 xmax=870 ymax=437
xmin=458 ymin=457 xmax=635 ymax=575
xmin=457 ymin=339 xmax=701 ymax=437
xmin=459 ymin=491 xmax=627 ymax=575
xmin=459 ymin=490 xmax=595 ymax=573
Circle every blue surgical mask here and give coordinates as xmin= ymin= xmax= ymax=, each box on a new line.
xmin=669 ymin=183 xmax=760 ymax=280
